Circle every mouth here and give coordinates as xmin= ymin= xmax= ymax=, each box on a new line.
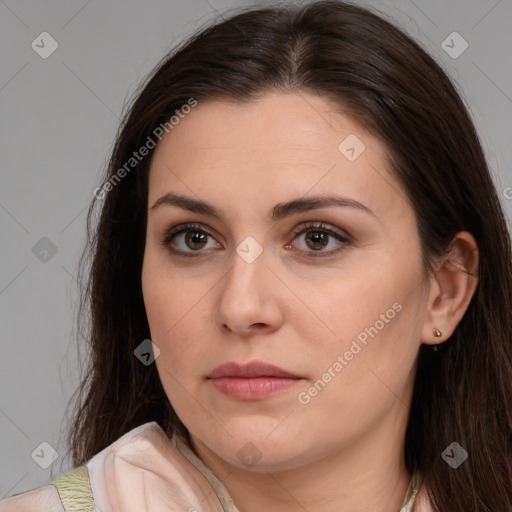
xmin=207 ymin=361 xmax=303 ymax=400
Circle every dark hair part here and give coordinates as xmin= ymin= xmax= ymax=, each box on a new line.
xmin=65 ymin=1 xmax=512 ymax=510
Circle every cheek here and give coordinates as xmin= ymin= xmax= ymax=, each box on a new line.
xmin=143 ymin=246 xmax=205 ymax=335
xmin=305 ymin=262 xmax=406 ymax=349
xmin=142 ymin=272 xmax=209 ymax=416
xmin=298 ymin=256 xmax=424 ymax=400
xmin=142 ymin=255 xmax=207 ymax=372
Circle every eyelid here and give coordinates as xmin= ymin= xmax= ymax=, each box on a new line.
xmin=160 ymin=220 xmax=351 ymax=257
xmin=160 ymin=222 xmax=222 ymax=253
xmin=290 ymin=221 xmax=351 ymax=241
xmin=286 ymin=221 xmax=351 ymax=257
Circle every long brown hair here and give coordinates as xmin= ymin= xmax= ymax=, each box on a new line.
xmin=65 ymin=1 xmax=512 ymax=510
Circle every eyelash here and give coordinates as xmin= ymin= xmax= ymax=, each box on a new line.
xmin=160 ymin=222 xmax=351 ymax=258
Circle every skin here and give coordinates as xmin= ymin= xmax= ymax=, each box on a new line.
xmin=141 ymin=91 xmax=479 ymax=512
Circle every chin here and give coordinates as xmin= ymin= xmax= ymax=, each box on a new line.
xmin=204 ymin=427 xmax=314 ymax=473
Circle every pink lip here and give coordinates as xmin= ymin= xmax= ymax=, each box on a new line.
xmin=208 ymin=361 xmax=303 ymax=400
xmin=209 ymin=361 xmax=301 ymax=379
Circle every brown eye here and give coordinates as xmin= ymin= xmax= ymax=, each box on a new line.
xmin=304 ymin=230 xmax=329 ymax=250
xmin=290 ymin=222 xmax=350 ymax=257
xmin=184 ymin=230 xmax=209 ymax=250
xmin=162 ymin=223 xmax=221 ymax=256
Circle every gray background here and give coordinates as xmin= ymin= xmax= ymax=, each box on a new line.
xmin=1 ymin=0 xmax=511 ymax=497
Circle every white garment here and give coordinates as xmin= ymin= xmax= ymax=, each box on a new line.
xmin=0 ymin=421 xmax=428 ymax=511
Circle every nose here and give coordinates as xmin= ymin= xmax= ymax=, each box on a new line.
xmin=213 ymin=245 xmax=284 ymax=338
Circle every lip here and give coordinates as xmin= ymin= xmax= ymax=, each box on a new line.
xmin=208 ymin=361 xmax=303 ymax=400
xmin=209 ymin=361 xmax=301 ymax=379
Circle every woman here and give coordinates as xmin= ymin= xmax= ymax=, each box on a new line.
xmin=1 ymin=1 xmax=511 ymax=511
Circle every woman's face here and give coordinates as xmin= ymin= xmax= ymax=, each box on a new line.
xmin=142 ymin=91 xmax=430 ymax=472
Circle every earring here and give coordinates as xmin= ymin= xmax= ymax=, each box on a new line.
xmin=432 ymin=328 xmax=442 ymax=352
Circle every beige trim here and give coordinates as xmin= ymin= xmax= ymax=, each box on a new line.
xmin=51 ymin=466 xmax=95 ymax=512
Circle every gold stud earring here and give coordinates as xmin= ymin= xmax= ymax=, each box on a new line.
xmin=433 ymin=328 xmax=442 ymax=338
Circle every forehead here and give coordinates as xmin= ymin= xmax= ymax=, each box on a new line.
xmin=147 ymin=92 xmax=411 ymax=221
xmin=152 ymin=91 xmax=382 ymax=160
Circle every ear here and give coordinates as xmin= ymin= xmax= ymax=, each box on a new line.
xmin=421 ymin=231 xmax=479 ymax=345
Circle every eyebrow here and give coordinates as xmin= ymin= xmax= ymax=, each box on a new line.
xmin=149 ymin=192 xmax=376 ymax=222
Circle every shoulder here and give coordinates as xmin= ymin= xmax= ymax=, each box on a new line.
xmin=0 ymin=424 xmax=162 ymax=512
xmin=0 ymin=484 xmax=66 ymax=512
xmin=86 ymin=421 xmax=226 ymax=511
xmin=0 ymin=423 xmax=226 ymax=512
xmin=0 ymin=466 xmax=93 ymax=512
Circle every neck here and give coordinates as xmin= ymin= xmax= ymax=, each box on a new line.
xmin=189 ymin=400 xmax=413 ymax=512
